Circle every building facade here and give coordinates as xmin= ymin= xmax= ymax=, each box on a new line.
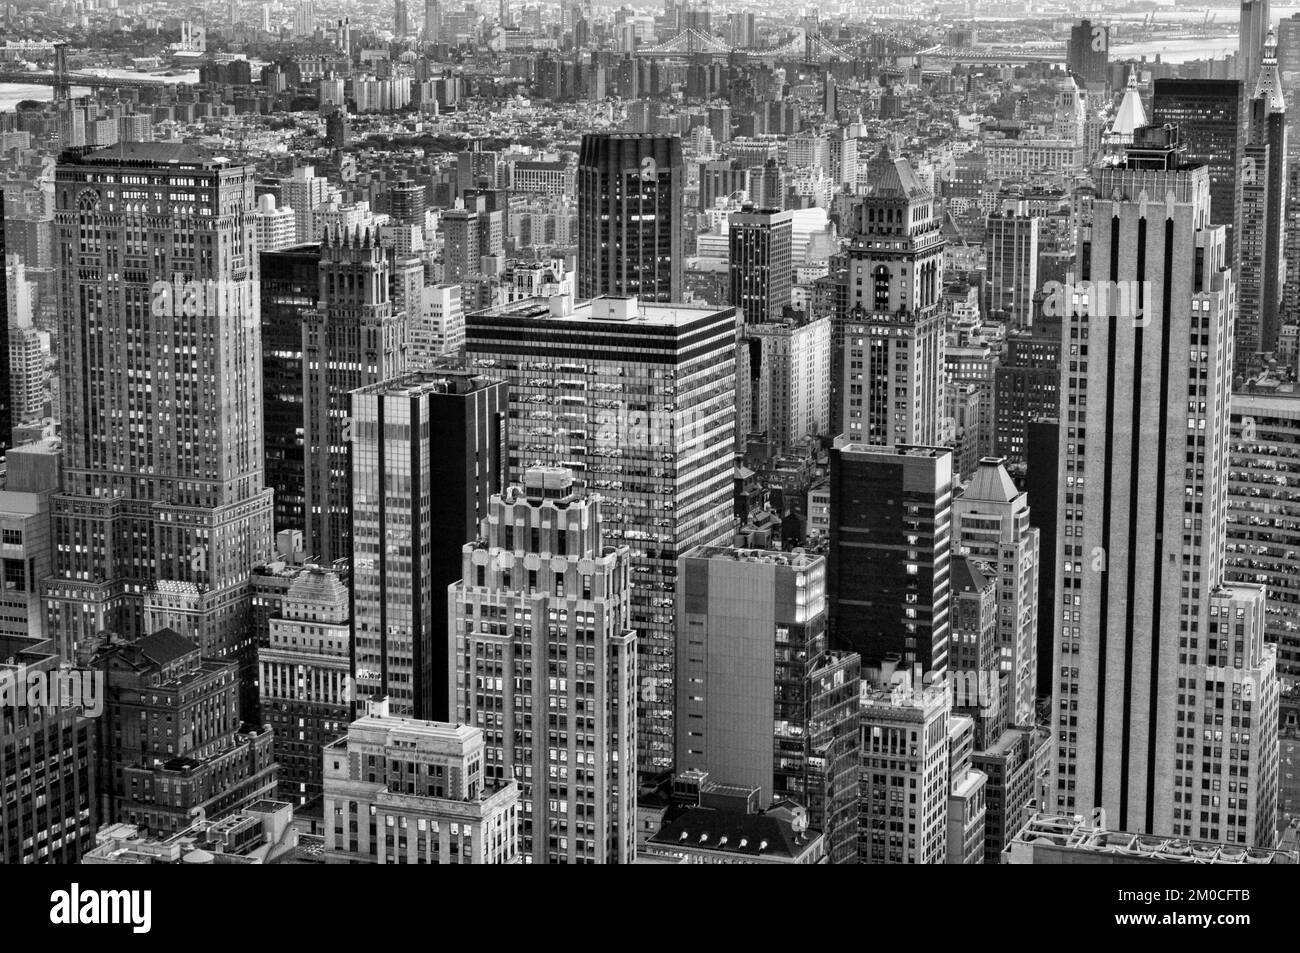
xmin=449 ymin=467 xmax=637 ymax=863
xmin=466 ymin=294 xmax=737 ymax=774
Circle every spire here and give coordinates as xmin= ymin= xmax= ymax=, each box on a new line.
xmin=1253 ymin=30 xmax=1286 ymax=112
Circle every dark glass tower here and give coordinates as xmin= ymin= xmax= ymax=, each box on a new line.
xmin=827 ymin=441 xmax=953 ymax=675
xmin=260 ymin=243 xmax=321 ymax=537
xmin=577 ymin=133 xmax=683 ymax=302
xmin=1151 ymin=79 xmax=1245 ymax=246
xmin=349 ymin=370 xmax=506 ymax=721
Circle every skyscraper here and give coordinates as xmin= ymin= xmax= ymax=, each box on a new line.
xmin=1240 ymin=0 xmax=1272 ymax=90
xmin=350 ymin=371 xmax=506 ymax=721
xmin=303 ymin=225 xmax=407 ymax=566
xmin=675 ymin=546 xmax=860 ymax=863
xmin=1066 ymin=18 xmax=1110 ymax=89
xmin=828 ymin=441 xmax=953 ymax=674
xmin=577 ymin=133 xmax=684 ymax=302
xmin=423 ymin=0 xmax=442 ymax=42
xmin=1 ymin=635 xmax=98 ymax=862
xmin=450 ymin=467 xmax=637 ymax=863
xmin=45 ymin=143 xmax=273 ymax=667
xmin=260 ymin=243 xmax=320 ymax=538
xmin=728 ymin=204 xmax=792 ymax=325
xmin=953 ymin=457 xmax=1040 ymax=728
xmin=388 ymin=178 xmax=426 ymax=226
xmin=1151 ymin=79 xmax=1245 ymax=243
xmin=994 ymin=313 xmax=1062 ymax=464
xmin=837 ymin=158 xmax=945 ymax=444
xmin=739 ymin=314 xmax=832 ymax=454
xmin=257 ymin=567 xmax=351 ymax=804
xmin=858 ymin=663 xmax=953 ymax=864
xmin=1234 ymin=31 xmax=1288 ymax=367
xmin=1051 ymin=126 xmax=1281 ymax=845
xmin=0 ymin=188 xmax=10 ymax=460
xmin=466 ymin=294 xmax=737 ymax=773
xmin=1225 ymin=391 xmax=1300 ymax=683
xmin=984 ymin=209 xmax=1040 ymax=329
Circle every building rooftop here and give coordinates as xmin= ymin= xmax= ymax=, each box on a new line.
xmin=1009 ymin=813 xmax=1297 ymax=864
xmin=284 ymin=568 xmax=348 ymax=607
xmin=471 ymin=294 xmax=732 ymax=329
xmin=68 ymin=141 xmax=241 ymax=170
xmin=352 ymin=369 xmax=500 ymax=399
xmin=961 ymin=456 xmax=1021 ymax=504
xmin=648 ymin=806 xmax=820 ymax=860
xmin=683 ymin=545 xmax=822 ymax=571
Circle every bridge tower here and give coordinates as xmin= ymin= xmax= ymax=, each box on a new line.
xmin=54 ymin=42 xmax=68 ymax=102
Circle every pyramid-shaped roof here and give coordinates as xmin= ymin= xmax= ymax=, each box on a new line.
xmin=1253 ymin=31 xmax=1287 ymax=113
xmin=1110 ymin=71 xmax=1148 ymax=139
xmin=961 ymin=457 xmax=1021 ymax=504
xmin=871 ymin=157 xmax=930 ymax=200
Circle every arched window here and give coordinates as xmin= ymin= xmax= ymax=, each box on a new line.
xmin=873 ymin=265 xmax=891 ymax=311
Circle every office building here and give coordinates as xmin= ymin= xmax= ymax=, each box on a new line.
xmin=1151 ymin=79 xmax=1245 ymax=240
xmin=0 ymin=635 xmax=98 ymax=863
xmin=424 ymin=0 xmax=441 ymax=41
xmin=1052 ymin=126 xmax=1282 ymax=846
xmin=739 ymin=314 xmax=832 ymax=454
xmin=95 ymin=628 xmax=277 ymax=835
xmin=280 ymin=165 xmax=335 ymax=244
xmin=1240 ymin=0 xmax=1272 ymax=91
xmin=441 ymin=198 xmax=504 ymax=284
xmin=859 ymin=664 xmax=952 ymax=864
xmin=644 ymin=797 xmax=827 ymax=864
xmin=1067 ymin=19 xmax=1109 ymax=89
xmin=257 ymin=568 xmax=351 ymax=806
xmin=411 ymin=283 xmax=465 ymax=365
xmin=0 ymin=473 xmax=54 ymax=641
xmin=828 ymin=442 xmax=953 ymax=674
xmin=0 ymin=189 xmax=10 ymax=460
xmin=984 ymin=210 xmax=1039 ymax=329
xmin=350 ymin=371 xmax=506 ymax=721
xmin=260 ymin=243 xmax=320 ymax=537
xmin=1006 ymin=812 xmax=1297 ymax=864
xmin=44 ymin=143 xmax=273 ymax=673
xmin=946 ymin=713 xmax=989 ymax=864
xmin=950 ymin=556 xmax=1003 ymax=745
xmin=387 ymin=179 xmax=426 ymax=226
xmin=675 ymin=546 xmax=861 ymax=863
xmin=254 ymin=193 xmax=297 ymax=253
xmin=466 ymin=294 xmax=737 ymax=773
xmin=945 ymin=341 xmax=1000 ymax=462
xmin=953 ymin=457 xmax=1040 ymax=728
xmin=1226 ymin=390 xmax=1300 ymax=682
xmin=303 ymin=225 xmax=407 ymax=566
xmin=322 ymin=699 xmax=521 ymax=864
xmin=577 ymin=133 xmax=684 ymax=302
xmin=449 ymin=467 xmax=637 ymax=863
xmin=1234 ymin=32 xmax=1288 ymax=367
xmin=729 ymin=205 xmax=792 ymax=325
xmin=994 ymin=317 xmax=1062 ymax=464
xmin=6 ymin=256 xmax=46 ymax=431
xmin=973 ymin=726 xmax=1046 ymax=862
xmin=838 ymin=158 xmax=945 ymax=444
